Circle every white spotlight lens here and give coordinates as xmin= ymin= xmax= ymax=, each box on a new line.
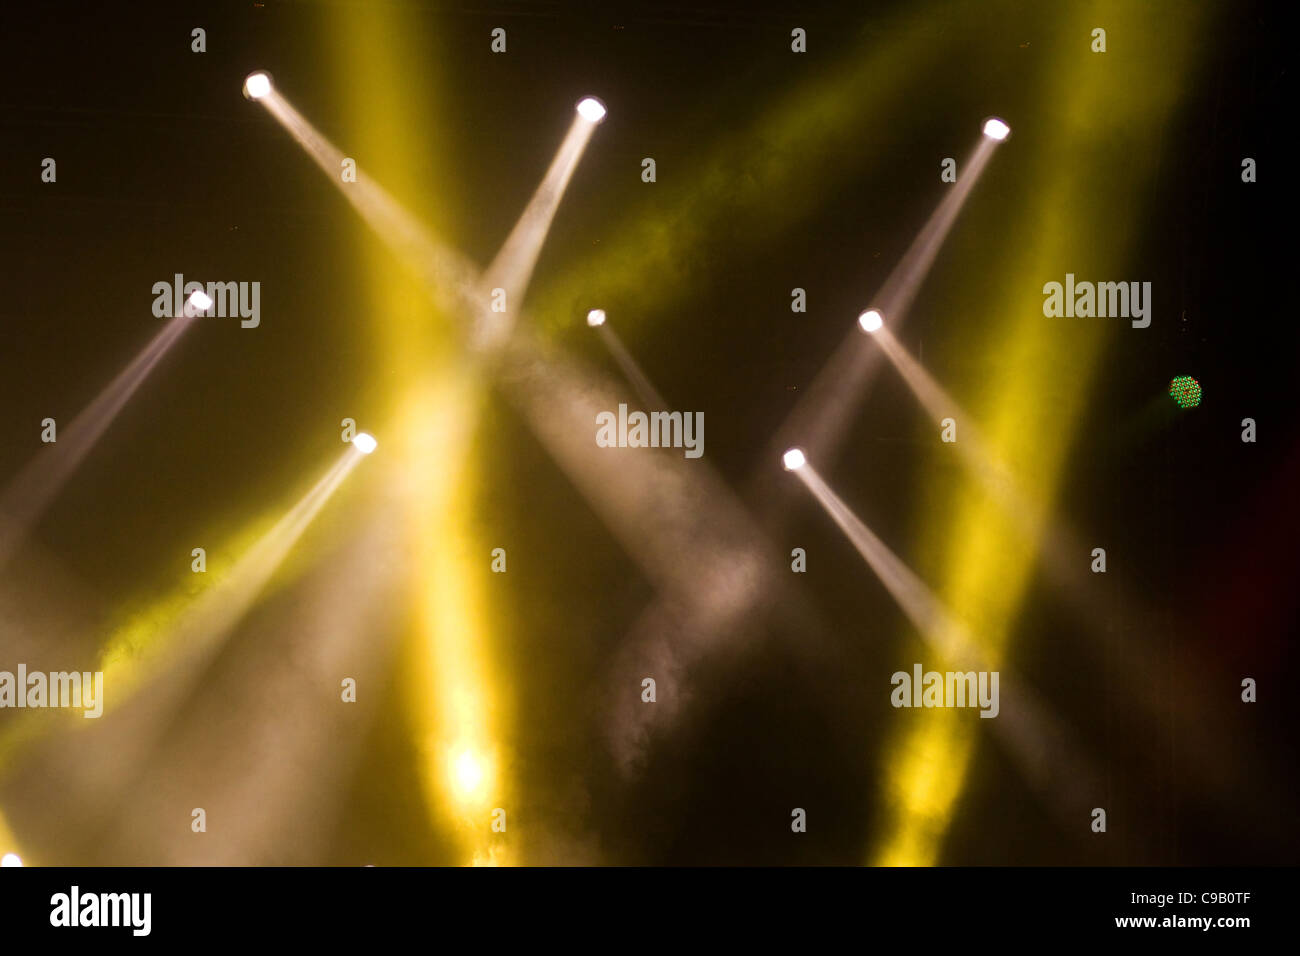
xmin=1 ymin=853 xmax=21 ymax=867
xmin=244 ymin=72 xmax=272 ymax=100
xmin=586 ymin=309 xmax=606 ymax=327
xmin=857 ymin=309 xmax=883 ymax=333
xmin=353 ymin=433 xmax=377 ymax=455
xmin=576 ymin=97 xmax=607 ymax=124
xmin=187 ymin=290 xmax=213 ymax=313
xmin=782 ymin=448 xmax=807 ymax=471
xmin=982 ymin=118 xmax=1011 ymax=141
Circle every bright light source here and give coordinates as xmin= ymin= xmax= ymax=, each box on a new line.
xmin=244 ymin=72 xmax=273 ymax=100
xmin=858 ymin=309 xmax=884 ymax=333
xmin=576 ymin=97 xmax=607 ymax=124
xmin=452 ymin=749 xmax=485 ymax=797
xmin=186 ymin=289 xmax=213 ymax=314
xmin=783 ymin=448 xmax=807 ymax=471
xmin=0 ymin=853 xmax=21 ymax=867
xmin=982 ymin=117 xmax=1011 ymax=141
xmin=353 ymin=432 xmax=378 ymax=455
xmin=586 ymin=308 xmax=606 ymax=327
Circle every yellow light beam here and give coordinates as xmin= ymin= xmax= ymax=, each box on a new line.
xmin=529 ymin=0 xmax=987 ymax=338
xmin=0 ymin=443 xmax=369 ymax=799
xmin=876 ymin=0 xmax=1215 ymax=865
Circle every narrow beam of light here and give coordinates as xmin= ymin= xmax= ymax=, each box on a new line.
xmin=101 ymin=441 xmax=370 ymax=706
xmin=594 ymin=320 xmax=668 ymax=412
xmin=473 ymin=108 xmax=603 ymax=349
xmin=873 ymin=0 xmax=1211 ymax=865
xmin=0 ymin=441 xmax=374 ymax=846
xmin=789 ymin=459 xmax=1102 ymax=834
xmin=872 ymin=324 xmax=1260 ymax=815
xmin=772 ymin=127 xmax=1004 ymax=473
xmin=873 ymin=326 xmax=1038 ymax=534
xmin=256 ymin=83 xmax=594 ymax=861
xmin=255 ymin=78 xmax=786 ymax=800
xmin=251 ymin=83 xmax=480 ymax=322
xmin=792 ymin=461 xmax=967 ymax=657
xmin=0 ymin=311 xmax=196 ymax=569
xmin=495 ymin=329 xmax=792 ymax=772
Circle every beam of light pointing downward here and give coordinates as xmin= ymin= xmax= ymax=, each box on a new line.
xmin=869 ymin=322 xmax=1268 ymax=815
xmin=473 ymin=101 xmax=605 ymax=349
xmin=102 ymin=441 xmax=371 ymax=706
xmin=251 ymin=78 xmax=792 ymax=810
xmin=789 ymin=459 xmax=968 ymax=659
xmin=787 ymin=457 xmax=1103 ymax=831
xmin=0 ymin=442 xmax=374 ymax=855
xmin=94 ymin=497 xmax=405 ymax=865
xmin=592 ymin=313 xmax=668 ymax=411
xmin=871 ymin=325 xmax=1041 ymax=534
xmin=252 ymin=75 xmax=601 ymax=356
xmin=773 ymin=123 xmax=1007 ymax=471
xmin=0 ymin=306 xmax=200 ymax=570
xmin=0 ymin=442 xmax=374 ymax=785
xmin=254 ymin=79 xmax=602 ymax=862
xmin=251 ymin=79 xmax=480 ymax=321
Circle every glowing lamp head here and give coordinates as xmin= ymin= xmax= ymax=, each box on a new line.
xmin=186 ymin=289 xmax=213 ymax=315
xmin=982 ymin=117 xmax=1011 ymax=141
xmin=1168 ymin=375 xmax=1202 ymax=409
xmin=857 ymin=309 xmax=884 ymax=333
xmin=0 ymin=854 xmax=21 ymax=867
xmin=353 ymin=432 xmax=378 ymax=455
xmin=243 ymin=71 xmax=273 ymax=100
xmin=586 ymin=308 xmax=606 ymax=327
xmin=782 ymin=448 xmax=807 ymax=471
xmin=576 ymin=96 xmax=607 ymax=124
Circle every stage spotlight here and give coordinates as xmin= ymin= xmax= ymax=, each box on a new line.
xmin=0 ymin=853 xmax=20 ymax=867
xmin=1168 ymin=375 xmax=1202 ymax=409
xmin=982 ymin=117 xmax=1011 ymax=141
xmin=576 ymin=96 xmax=607 ymax=124
xmin=243 ymin=71 xmax=273 ymax=100
xmin=783 ymin=448 xmax=807 ymax=471
xmin=186 ymin=289 xmax=213 ymax=315
xmin=352 ymin=432 xmax=378 ymax=455
xmin=587 ymin=308 xmax=607 ymax=327
xmin=858 ymin=309 xmax=884 ymax=333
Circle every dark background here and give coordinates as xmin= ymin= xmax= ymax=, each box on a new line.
xmin=0 ymin=0 xmax=1294 ymax=865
